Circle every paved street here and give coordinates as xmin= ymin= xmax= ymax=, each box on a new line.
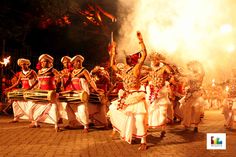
xmin=0 ymin=110 xmax=235 ymax=157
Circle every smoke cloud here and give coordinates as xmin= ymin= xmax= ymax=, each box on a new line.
xmin=117 ymin=0 xmax=236 ymax=83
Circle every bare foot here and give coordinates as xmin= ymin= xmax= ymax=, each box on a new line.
xmin=225 ymin=126 xmax=232 ymax=131
xmin=29 ymin=124 xmax=40 ymax=128
xmin=58 ymin=118 xmax=63 ymax=124
xmin=55 ymin=127 xmax=61 ymax=132
xmin=110 ymin=130 xmax=116 ymax=139
xmin=193 ymin=127 xmax=198 ymax=133
xmin=138 ymin=143 xmax=147 ymax=151
xmin=64 ymin=125 xmax=75 ymax=130
xmin=160 ymin=131 xmax=166 ymax=138
xmin=83 ymin=128 xmax=89 ymax=133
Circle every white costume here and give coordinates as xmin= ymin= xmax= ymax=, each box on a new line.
xmin=180 ymin=61 xmax=205 ymax=128
xmin=222 ymin=98 xmax=236 ymax=128
xmin=146 ymin=83 xmax=171 ymax=127
xmin=145 ymin=65 xmax=171 ymax=128
xmin=222 ymin=76 xmax=236 ymax=129
xmin=108 ymin=67 xmax=147 ymax=144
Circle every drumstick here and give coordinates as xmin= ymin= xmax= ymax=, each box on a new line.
xmin=111 ymin=31 xmax=113 ymax=43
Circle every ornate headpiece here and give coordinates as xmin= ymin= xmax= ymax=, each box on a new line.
xmin=17 ymin=58 xmax=31 ymax=66
xmin=38 ymin=54 xmax=54 ymax=63
xmin=61 ymin=56 xmax=71 ymax=63
xmin=126 ymin=51 xmax=141 ymax=66
xmin=71 ymin=55 xmax=84 ymax=63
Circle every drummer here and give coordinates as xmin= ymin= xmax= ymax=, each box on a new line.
xmin=29 ymin=54 xmax=61 ymax=130
xmin=60 ymin=56 xmax=73 ymax=91
xmin=5 ymin=58 xmax=37 ymax=92
xmin=69 ymin=55 xmax=103 ymax=133
xmin=30 ymin=54 xmax=61 ymax=90
xmin=5 ymin=58 xmax=37 ymax=123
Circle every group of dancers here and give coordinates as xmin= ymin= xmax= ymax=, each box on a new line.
xmin=3 ymin=31 xmax=235 ymax=150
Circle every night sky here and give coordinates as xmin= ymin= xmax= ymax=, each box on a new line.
xmin=0 ymin=0 xmax=118 ymax=72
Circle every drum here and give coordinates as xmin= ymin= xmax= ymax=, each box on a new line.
xmin=108 ymin=93 xmax=118 ymax=101
xmin=89 ymin=92 xmax=101 ymax=103
xmin=58 ymin=90 xmax=89 ymax=103
xmin=23 ymin=90 xmax=56 ymax=102
xmin=7 ymin=89 xmax=25 ymax=101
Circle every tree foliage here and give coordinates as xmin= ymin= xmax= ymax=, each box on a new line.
xmin=0 ymin=0 xmax=117 ymax=45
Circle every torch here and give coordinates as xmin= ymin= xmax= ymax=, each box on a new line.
xmin=0 ymin=56 xmax=11 ymax=100
xmin=0 ymin=56 xmax=11 ymax=66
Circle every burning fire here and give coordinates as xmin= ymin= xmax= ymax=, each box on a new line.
xmin=0 ymin=56 xmax=11 ymax=66
xmin=212 ymin=79 xmax=215 ymax=87
xmin=39 ymin=15 xmax=71 ymax=29
xmin=225 ymin=86 xmax=229 ymax=92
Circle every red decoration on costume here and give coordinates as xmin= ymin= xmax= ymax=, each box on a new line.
xmin=68 ymin=64 xmax=74 ymax=72
xmin=116 ymin=82 xmax=124 ymax=91
xmin=62 ymin=77 xmax=73 ymax=91
xmin=36 ymin=62 xmax=42 ymax=70
xmin=21 ymin=78 xmax=30 ymax=89
xmin=71 ymin=78 xmax=83 ymax=90
xmin=126 ymin=52 xmax=141 ymax=65
xmin=149 ymin=84 xmax=161 ymax=103
xmin=38 ymin=76 xmax=56 ymax=90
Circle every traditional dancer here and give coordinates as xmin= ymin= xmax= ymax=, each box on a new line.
xmin=180 ymin=61 xmax=205 ymax=132
xmin=69 ymin=55 xmax=103 ymax=133
xmin=34 ymin=54 xmax=61 ymax=90
xmin=89 ymin=66 xmax=111 ymax=128
xmin=142 ymin=53 xmax=171 ymax=137
xmin=5 ymin=58 xmax=37 ymax=123
xmin=60 ymin=56 xmax=73 ymax=91
xmin=169 ymin=67 xmax=186 ymax=123
xmin=5 ymin=58 xmax=37 ymax=91
xmin=28 ymin=54 xmax=61 ymax=131
xmin=108 ymin=31 xmax=148 ymax=150
xmin=222 ymin=68 xmax=236 ymax=130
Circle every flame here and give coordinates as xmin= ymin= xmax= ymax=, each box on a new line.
xmin=63 ymin=16 xmax=71 ymax=25
xmin=212 ymin=79 xmax=215 ymax=87
xmin=225 ymin=86 xmax=229 ymax=92
xmin=0 ymin=56 xmax=11 ymax=66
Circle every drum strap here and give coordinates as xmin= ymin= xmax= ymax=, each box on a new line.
xmin=72 ymin=68 xmax=85 ymax=77
xmin=38 ymin=67 xmax=53 ymax=76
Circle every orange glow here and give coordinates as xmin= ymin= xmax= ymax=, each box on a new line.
xmin=226 ymin=44 xmax=235 ymax=53
xmin=220 ymin=24 xmax=232 ymax=34
xmin=212 ymin=79 xmax=215 ymax=87
xmin=0 ymin=56 xmax=11 ymax=66
xmin=117 ymin=0 xmax=236 ymax=80
xmin=225 ymin=86 xmax=229 ymax=92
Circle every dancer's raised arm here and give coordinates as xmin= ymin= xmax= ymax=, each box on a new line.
xmin=134 ymin=31 xmax=147 ymax=76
